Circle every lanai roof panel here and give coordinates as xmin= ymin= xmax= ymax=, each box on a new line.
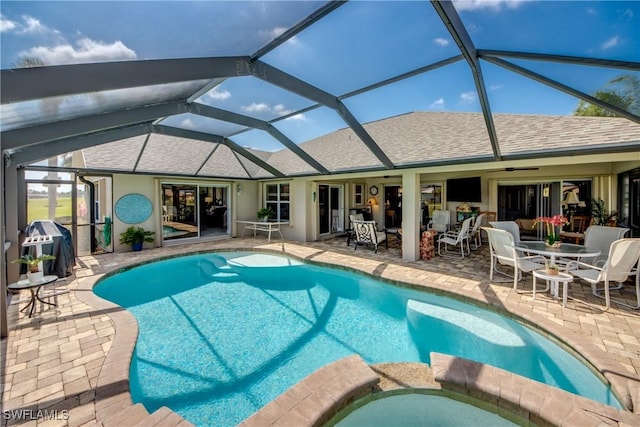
xmin=135 ymin=134 xmax=215 ymax=175
xmin=81 ymin=135 xmax=147 ymax=171
xmin=197 ymin=144 xmax=251 ymax=179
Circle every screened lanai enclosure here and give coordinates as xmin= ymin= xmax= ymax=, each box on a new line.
xmin=2 ymin=1 xmax=640 ymax=325
xmin=3 ymin=1 xmax=639 ymax=175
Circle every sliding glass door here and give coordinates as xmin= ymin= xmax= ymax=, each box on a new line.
xmin=318 ymin=184 xmax=344 ymax=235
xmin=161 ymin=183 xmax=229 ymax=242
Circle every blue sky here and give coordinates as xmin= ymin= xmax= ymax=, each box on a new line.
xmin=2 ymin=1 xmax=638 ymax=151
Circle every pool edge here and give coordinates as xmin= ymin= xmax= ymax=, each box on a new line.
xmin=79 ymin=243 xmax=640 ymax=425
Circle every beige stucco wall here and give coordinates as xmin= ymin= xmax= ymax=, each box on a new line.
xmin=113 ymin=174 xmax=157 ymax=253
xmin=102 ymin=154 xmax=640 ymax=253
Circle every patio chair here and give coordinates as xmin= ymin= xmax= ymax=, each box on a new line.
xmin=489 ymin=221 xmax=521 ymax=244
xmin=482 ymin=227 xmax=547 ymax=292
xmin=582 ymin=225 xmax=629 ymax=266
xmin=566 ymin=238 xmax=640 ymax=310
xmin=553 ymin=225 xmax=629 ymax=271
xmin=437 ymin=217 xmax=473 ymax=258
xmin=468 ymin=213 xmax=487 ymax=250
xmin=346 ymin=214 xmax=365 ymax=246
xmin=351 ymin=220 xmax=387 ymax=253
xmin=428 ymin=209 xmax=450 ymax=233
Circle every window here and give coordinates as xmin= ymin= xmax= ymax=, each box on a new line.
xmin=265 ymin=183 xmax=290 ymax=221
xmin=353 ymin=183 xmax=364 ymax=207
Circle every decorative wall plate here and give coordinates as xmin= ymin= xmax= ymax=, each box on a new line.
xmin=115 ymin=193 xmax=153 ymax=224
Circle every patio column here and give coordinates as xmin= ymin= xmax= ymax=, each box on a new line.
xmin=401 ymin=172 xmax=420 ymax=261
xmin=2 ymin=162 xmax=20 ymax=337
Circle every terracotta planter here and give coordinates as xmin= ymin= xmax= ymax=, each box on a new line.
xmin=545 ymin=268 xmax=559 ymax=276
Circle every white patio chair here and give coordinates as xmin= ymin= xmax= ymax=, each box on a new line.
xmin=489 ymin=221 xmax=521 ymax=245
xmin=482 ymin=227 xmax=547 ymax=292
xmin=567 ymin=225 xmax=630 ymax=292
xmin=566 ymin=238 xmax=640 ymax=310
xmin=437 ymin=217 xmax=473 ymax=258
xmin=582 ymin=225 xmax=629 ymax=266
xmin=428 ymin=209 xmax=450 ymax=233
xmin=469 ymin=213 xmax=487 ymax=250
xmin=351 ymin=220 xmax=387 ymax=253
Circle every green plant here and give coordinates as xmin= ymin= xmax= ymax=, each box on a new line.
xmin=591 ymin=198 xmax=618 ymax=226
xmin=12 ymin=254 xmax=56 ymax=273
xmin=257 ymin=207 xmax=275 ymax=219
xmin=119 ymin=226 xmax=155 ymax=246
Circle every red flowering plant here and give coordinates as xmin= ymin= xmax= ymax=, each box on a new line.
xmin=532 ymin=215 xmax=569 ymax=245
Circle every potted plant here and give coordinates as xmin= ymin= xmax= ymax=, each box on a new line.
xmin=119 ymin=226 xmax=155 ymax=251
xmin=12 ymin=254 xmax=56 ymax=284
xmin=591 ymin=198 xmax=618 ymax=226
xmin=257 ymin=207 xmax=275 ymax=222
xmin=545 ymin=261 xmax=559 ymax=276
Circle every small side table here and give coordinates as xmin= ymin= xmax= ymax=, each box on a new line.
xmin=8 ymin=275 xmax=59 ymax=317
xmin=532 ymin=270 xmax=573 ymax=307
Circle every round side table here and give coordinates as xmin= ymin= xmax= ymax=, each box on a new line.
xmin=532 ymin=270 xmax=573 ymax=307
xmin=8 ymin=275 xmax=59 ymax=317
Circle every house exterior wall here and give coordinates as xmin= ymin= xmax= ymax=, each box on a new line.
xmin=113 ymin=174 xmax=157 ymax=253
xmin=37 ymin=154 xmax=640 ymax=256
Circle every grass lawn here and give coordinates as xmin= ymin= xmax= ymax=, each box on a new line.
xmin=28 ymin=196 xmax=72 ymax=223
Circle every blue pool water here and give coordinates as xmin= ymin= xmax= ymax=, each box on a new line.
xmin=94 ymin=252 xmax=623 ymax=426
xmin=335 ymin=393 xmax=518 ymax=426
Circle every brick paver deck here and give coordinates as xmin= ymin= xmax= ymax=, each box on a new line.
xmin=2 ymin=236 xmax=639 ymax=426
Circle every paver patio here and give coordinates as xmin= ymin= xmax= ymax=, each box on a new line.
xmin=2 ymin=236 xmax=639 ymax=426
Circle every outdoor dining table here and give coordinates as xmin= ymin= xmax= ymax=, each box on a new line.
xmin=514 ymin=241 xmax=600 ymax=264
xmin=237 ymin=220 xmax=288 ymax=242
xmin=513 ymin=241 xmax=601 ymax=303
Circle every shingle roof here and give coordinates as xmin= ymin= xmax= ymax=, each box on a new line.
xmin=81 ymin=112 xmax=640 ymax=177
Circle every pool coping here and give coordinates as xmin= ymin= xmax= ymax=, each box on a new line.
xmin=75 ymin=243 xmax=640 ymax=425
xmin=239 ymin=353 xmax=639 ymax=427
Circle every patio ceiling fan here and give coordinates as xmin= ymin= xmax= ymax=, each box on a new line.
xmin=487 ymin=167 xmax=540 ymax=173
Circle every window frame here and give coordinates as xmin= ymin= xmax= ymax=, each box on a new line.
xmin=264 ymin=182 xmax=291 ymax=222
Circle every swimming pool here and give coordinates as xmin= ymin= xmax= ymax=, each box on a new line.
xmin=331 ymin=391 xmax=520 ymax=427
xmin=94 ymin=251 xmax=623 ymax=426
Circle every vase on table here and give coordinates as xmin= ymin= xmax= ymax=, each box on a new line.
xmin=546 ymin=234 xmax=560 ymax=247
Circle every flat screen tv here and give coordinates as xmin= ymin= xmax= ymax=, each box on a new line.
xmin=446 ymin=177 xmax=482 ymax=202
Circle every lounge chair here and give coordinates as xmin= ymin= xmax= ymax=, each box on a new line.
xmin=351 ymin=220 xmax=387 ymax=253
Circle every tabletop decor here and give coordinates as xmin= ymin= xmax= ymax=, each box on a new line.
xmin=533 ymin=214 xmax=569 ymax=246
xmin=257 ymin=207 xmax=275 ymax=222
xmin=545 ymin=261 xmax=559 ymax=276
xmin=12 ymin=254 xmax=57 ymax=284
